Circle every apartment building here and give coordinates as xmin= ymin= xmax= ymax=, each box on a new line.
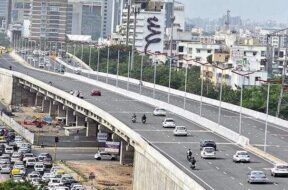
xmin=0 ymin=0 xmax=11 ymax=29
xmin=11 ymin=0 xmax=31 ymax=23
xmin=30 ymin=0 xmax=69 ymax=41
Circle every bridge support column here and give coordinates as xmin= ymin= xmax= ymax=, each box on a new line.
xmin=42 ymin=98 xmax=50 ymax=113
xmin=65 ymin=108 xmax=75 ymax=126
xmin=120 ymin=141 xmax=134 ymax=165
xmin=49 ymin=101 xmax=58 ymax=116
xmin=85 ymin=118 xmax=98 ymax=137
xmin=34 ymin=94 xmax=43 ymax=107
xmin=75 ymin=114 xmax=85 ymax=127
xmin=57 ymin=105 xmax=66 ymax=117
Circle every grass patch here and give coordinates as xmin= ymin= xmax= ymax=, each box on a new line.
xmin=56 ymin=160 xmax=88 ymax=182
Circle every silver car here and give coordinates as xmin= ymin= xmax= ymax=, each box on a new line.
xmin=247 ymin=171 xmax=269 ymax=184
xmin=0 ymin=164 xmax=12 ymax=174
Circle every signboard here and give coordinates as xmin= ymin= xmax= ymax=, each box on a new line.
xmin=105 ymin=141 xmax=120 ymax=154
xmin=97 ymin=132 xmax=108 ymax=143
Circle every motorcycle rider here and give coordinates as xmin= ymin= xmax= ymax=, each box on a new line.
xmin=132 ymin=113 xmax=137 ymax=122
xmin=190 ymin=157 xmax=196 ymax=169
xmin=9 ymin=66 xmax=12 ymax=70
xmin=187 ymin=149 xmax=192 ymax=161
xmin=142 ymin=114 xmax=146 ymax=123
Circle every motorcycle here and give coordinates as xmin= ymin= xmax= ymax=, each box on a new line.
xmin=187 ymin=155 xmax=192 ymax=162
xmin=190 ymin=162 xmax=196 ymax=170
xmin=132 ymin=117 xmax=136 ymax=123
xmin=142 ymin=118 xmax=146 ymax=124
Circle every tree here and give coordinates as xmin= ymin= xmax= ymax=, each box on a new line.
xmin=0 ymin=180 xmax=37 ymax=190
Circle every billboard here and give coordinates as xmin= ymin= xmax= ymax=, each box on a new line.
xmin=105 ymin=141 xmax=120 ymax=154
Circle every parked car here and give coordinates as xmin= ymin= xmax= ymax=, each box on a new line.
xmin=23 ymin=153 xmax=35 ymax=163
xmin=201 ymin=147 xmax=216 ymax=159
xmin=247 ymin=171 xmax=269 ymax=184
xmin=200 ymin=140 xmax=217 ymax=151
xmin=4 ymin=146 xmax=14 ymax=154
xmin=153 ymin=108 xmax=166 ymax=116
xmin=233 ymin=151 xmax=250 ymax=163
xmin=11 ymin=152 xmax=23 ymax=163
xmin=271 ymin=164 xmax=288 ymax=177
xmin=90 ymin=89 xmax=101 ymax=96
xmin=173 ymin=126 xmax=188 ymax=136
xmin=162 ymin=118 xmax=176 ymax=128
xmin=94 ymin=151 xmax=116 ymax=160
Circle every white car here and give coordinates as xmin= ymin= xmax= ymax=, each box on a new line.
xmin=233 ymin=151 xmax=250 ymax=163
xmin=162 ymin=118 xmax=176 ymax=128
xmin=48 ymin=178 xmax=63 ymax=187
xmin=23 ymin=153 xmax=35 ymax=162
xmin=271 ymin=164 xmax=288 ymax=177
xmin=173 ymin=126 xmax=188 ymax=136
xmin=11 ymin=152 xmax=22 ymax=163
xmin=26 ymin=158 xmax=37 ymax=167
xmin=200 ymin=147 xmax=216 ymax=159
xmin=14 ymin=136 xmax=23 ymax=142
xmin=94 ymin=151 xmax=116 ymax=160
xmin=34 ymin=162 xmax=45 ymax=173
xmin=153 ymin=108 xmax=166 ymax=116
xmin=5 ymin=146 xmax=14 ymax=154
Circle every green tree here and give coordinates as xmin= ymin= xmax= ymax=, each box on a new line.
xmin=0 ymin=180 xmax=37 ymax=190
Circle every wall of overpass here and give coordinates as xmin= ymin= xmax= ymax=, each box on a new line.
xmin=0 ymin=68 xmax=206 ymax=190
xmin=0 ymin=71 xmax=13 ymax=105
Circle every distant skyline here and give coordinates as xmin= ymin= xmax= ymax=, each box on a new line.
xmin=178 ymin=0 xmax=288 ymax=23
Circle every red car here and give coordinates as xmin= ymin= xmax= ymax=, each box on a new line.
xmin=90 ymin=89 xmax=101 ymax=96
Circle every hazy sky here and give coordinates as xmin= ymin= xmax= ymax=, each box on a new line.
xmin=178 ymin=0 xmax=288 ymax=23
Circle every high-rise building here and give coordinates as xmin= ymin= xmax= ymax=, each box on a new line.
xmin=11 ymin=0 xmax=31 ymax=24
xmin=30 ymin=0 xmax=70 ymax=41
xmin=68 ymin=0 xmax=102 ymax=40
xmin=0 ymin=0 xmax=11 ymax=29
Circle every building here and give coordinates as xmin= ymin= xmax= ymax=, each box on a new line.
xmin=0 ymin=0 xmax=11 ymax=30
xmin=30 ymin=0 xmax=70 ymax=42
xmin=11 ymin=0 xmax=31 ymax=24
xmin=68 ymin=0 xmax=102 ymax=40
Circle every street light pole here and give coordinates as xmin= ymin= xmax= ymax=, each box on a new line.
xmin=200 ymin=70 xmax=204 ymax=117
xmin=97 ymin=48 xmax=100 ymax=80
xmin=217 ymin=69 xmax=224 ymax=127
xmin=106 ymin=47 xmax=110 ymax=83
xmin=88 ymin=45 xmax=92 ymax=68
xmin=153 ymin=61 xmax=157 ymax=99
xmin=127 ymin=51 xmax=131 ymax=90
xmin=168 ymin=0 xmax=175 ymax=103
xmin=131 ymin=5 xmax=140 ymax=70
xmin=239 ymin=75 xmax=244 ymax=135
xmin=116 ymin=50 xmax=120 ymax=87
xmin=81 ymin=44 xmax=84 ymax=60
xmin=183 ymin=65 xmax=188 ymax=109
xmin=264 ymin=82 xmax=271 ymax=152
xmin=140 ymin=54 xmax=144 ymax=94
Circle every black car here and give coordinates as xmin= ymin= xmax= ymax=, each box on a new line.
xmin=200 ymin=140 xmax=217 ymax=151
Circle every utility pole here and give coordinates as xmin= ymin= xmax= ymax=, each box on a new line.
xmin=125 ymin=0 xmax=131 ymax=46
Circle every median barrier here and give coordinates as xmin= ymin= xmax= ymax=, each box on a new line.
xmin=0 ymin=68 xmax=205 ymax=190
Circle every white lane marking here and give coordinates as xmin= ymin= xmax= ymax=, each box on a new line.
xmin=134 ymin=129 xmax=209 ymax=132
xmin=223 ymin=171 xmax=227 ymax=175
xmin=225 ymin=154 xmax=230 ymax=157
xmin=208 ymin=162 xmax=212 ymax=165
xmin=248 ymin=167 xmax=252 ymax=170
xmin=150 ymin=142 xmax=235 ymax=145
xmin=152 ymin=146 xmax=215 ymax=190
xmin=215 ymin=166 xmax=220 ymax=170
xmin=230 ymin=177 xmax=235 ymax=180
xmin=239 ymin=182 xmax=243 ymax=186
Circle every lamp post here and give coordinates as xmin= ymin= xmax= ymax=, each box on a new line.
xmin=106 ymin=47 xmax=110 ymax=83
xmin=116 ymin=49 xmax=120 ymax=87
xmin=130 ymin=4 xmax=141 ymax=70
xmin=96 ymin=47 xmax=100 ymax=80
xmin=256 ymin=79 xmax=281 ymax=152
xmin=140 ymin=54 xmax=144 ymax=94
xmin=167 ymin=0 xmax=175 ymax=104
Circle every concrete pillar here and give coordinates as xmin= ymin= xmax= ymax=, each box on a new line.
xmin=65 ymin=108 xmax=75 ymax=126
xmin=57 ymin=105 xmax=66 ymax=117
xmin=76 ymin=114 xmax=85 ymax=126
xmin=86 ymin=118 xmax=98 ymax=137
xmin=42 ymin=98 xmax=50 ymax=113
xmin=27 ymin=92 xmax=36 ymax=107
xmin=49 ymin=101 xmax=58 ymax=116
xmin=120 ymin=141 xmax=134 ymax=165
xmin=35 ymin=95 xmax=43 ymax=107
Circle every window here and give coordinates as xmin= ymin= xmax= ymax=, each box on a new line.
xmin=279 ymin=51 xmax=284 ymax=58
xmin=188 ymin=48 xmax=193 ymax=54
xmin=196 ymin=49 xmax=200 ymax=53
xmin=253 ymin=52 xmax=257 ymax=56
xmin=178 ymin=46 xmax=184 ymax=53
xmin=207 ymin=50 xmax=212 ymax=53
xmin=261 ymin=51 xmax=266 ymax=57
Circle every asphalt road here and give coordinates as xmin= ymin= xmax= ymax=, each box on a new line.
xmin=1 ymin=54 xmax=288 ymax=190
xmin=55 ymin=56 xmax=288 ymax=164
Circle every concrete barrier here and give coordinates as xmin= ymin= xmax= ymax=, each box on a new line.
xmin=0 ymin=68 xmax=205 ymax=190
xmin=66 ymin=53 xmax=93 ymax=71
xmin=0 ymin=112 xmax=34 ymax=144
xmin=58 ymin=58 xmax=288 ymax=129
